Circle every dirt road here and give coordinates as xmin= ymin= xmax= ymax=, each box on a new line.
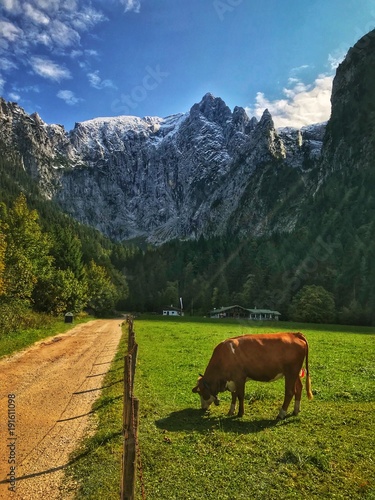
xmin=0 ymin=319 xmax=124 ymax=499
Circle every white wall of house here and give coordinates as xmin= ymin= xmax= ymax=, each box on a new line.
xmin=163 ymin=310 xmax=180 ymax=316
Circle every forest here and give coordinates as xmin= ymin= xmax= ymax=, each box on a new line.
xmin=122 ymin=160 xmax=375 ymax=326
xmin=1 ymin=148 xmax=374 ymax=329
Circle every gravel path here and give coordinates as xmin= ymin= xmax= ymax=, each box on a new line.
xmin=0 ymin=319 xmax=123 ymax=499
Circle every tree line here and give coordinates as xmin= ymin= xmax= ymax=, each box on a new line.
xmin=0 ymin=193 xmax=131 ymax=334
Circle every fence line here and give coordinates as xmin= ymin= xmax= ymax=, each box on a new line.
xmin=121 ymin=316 xmax=145 ymax=500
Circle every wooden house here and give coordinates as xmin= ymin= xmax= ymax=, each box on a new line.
xmin=210 ymin=305 xmax=280 ymax=320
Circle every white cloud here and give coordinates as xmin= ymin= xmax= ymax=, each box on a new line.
xmin=0 ymin=0 xmax=112 ymax=94
xmin=71 ymin=6 xmax=108 ymax=31
xmin=328 ymin=50 xmax=346 ymax=71
xmin=13 ymin=84 xmax=40 ymax=93
xmin=8 ymin=92 xmax=21 ymax=101
xmin=30 ymin=56 xmax=71 ymax=81
xmin=33 ymin=31 xmax=52 ymax=46
xmin=84 ymin=49 xmax=98 ymax=57
xmin=290 ymin=64 xmax=310 ymax=76
xmin=57 ymin=89 xmax=82 ymax=105
xmin=24 ymin=3 xmax=50 ymax=25
xmin=32 ymin=0 xmax=72 ymax=15
xmin=120 ymin=0 xmax=141 ymax=13
xmin=0 ymin=58 xmax=18 ymax=71
xmin=49 ymin=19 xmax=80 ymax=47
xmin=88 ymin=70 xmax=116 ymax=89
xmin=71 ymin=48 xmax=98 ymax=59
xmin=247 ymin=75 xmax=333 ymax=129
xmin=1 ymin=0 xmax=23 ymax=15
xmin=0 ymin=20 xmax=23 ymax=43
xmin=0 ymin=76 xmax=5 ymax=94
xmin=0 ymin=2 xmax=106 ymax=55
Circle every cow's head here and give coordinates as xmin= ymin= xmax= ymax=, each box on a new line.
xmin=192 ymin=375 xmax=220 ymax=410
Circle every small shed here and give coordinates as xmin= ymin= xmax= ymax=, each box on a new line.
xmin=162 ymin=306 xmax=183 ymax=317
xmin=64 ymin=312 xmax=74 ymax=323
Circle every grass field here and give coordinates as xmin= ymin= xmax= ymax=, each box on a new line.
xmin=133 ymin=318 xmax=374 ymax=500
xmin=65 ymin=317 xmax=375 ymax=499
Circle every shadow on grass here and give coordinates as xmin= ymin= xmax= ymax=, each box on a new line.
xmin=0 ymin=431 xmax=122 ymax=485
xmin=155 ymin=408 xmax=297 ymax=434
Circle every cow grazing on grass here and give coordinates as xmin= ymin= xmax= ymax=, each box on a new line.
xmin=192 ymin=332 xmax=313 ymax=419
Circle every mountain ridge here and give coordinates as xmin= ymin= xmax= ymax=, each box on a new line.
xmin=0 ymin=93 xmax=325 ymax=244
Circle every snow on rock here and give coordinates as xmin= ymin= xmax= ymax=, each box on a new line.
xmin=0 ymin=94 xmax=326 ymax=244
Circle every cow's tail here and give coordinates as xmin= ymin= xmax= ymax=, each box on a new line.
xmin=295 ymin=333 xmax=313 ymax=400
xmin=303 ymin=334 xmax=313 ymax=400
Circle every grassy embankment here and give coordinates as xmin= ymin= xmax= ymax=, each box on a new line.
xmin=66 ymin=317 xmax=375 ymax=499
xmin=0 ymin=313 xmax=93 ymax=359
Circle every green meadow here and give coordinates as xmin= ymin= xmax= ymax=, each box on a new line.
xmin=66 ymin=317 xmax=375 ymax=499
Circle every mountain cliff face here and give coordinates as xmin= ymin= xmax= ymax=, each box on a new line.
xmin=56 ymin=95 xmax=324 ymax=243
xmin=320 ymin=29 xmax=375 ymax=176
xmin=0 ymin=30 xmax=373 ymax=244
xmin=0 ymin=93 xmax=324 ymax=243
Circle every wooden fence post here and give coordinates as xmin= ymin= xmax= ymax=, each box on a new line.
xmin=121 ymin=315 xmax=140 ymax=500
xmin=122 ymin=398 xmax=139 ymax=499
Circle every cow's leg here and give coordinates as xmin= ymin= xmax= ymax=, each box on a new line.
xmin=293 ymin=376 xmax=303 ymax=415
xmin=227 ymin=392 xmax=237 ymax=416
xmin=277 ymin=374 xmax=297 ymax=420
xmin=236 ymin=383 xmax=245 ymax=417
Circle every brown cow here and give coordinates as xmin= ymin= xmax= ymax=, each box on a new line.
xmin=192 ymin=332 xmax=312 ymax=419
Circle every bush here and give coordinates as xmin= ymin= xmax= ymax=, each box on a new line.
xmin=0 ymin=299 xmax=54 ymax=336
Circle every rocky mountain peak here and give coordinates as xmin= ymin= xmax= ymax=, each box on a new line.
xmin=190 ymin=92 xmax=232 ymax=126
xmin=258 ymin=108 xmax=274 ymax=130
xmin=232 ymin=106 xmax=254 ymax=134
xmin=321 ymin=28 xmax=375 ymax=173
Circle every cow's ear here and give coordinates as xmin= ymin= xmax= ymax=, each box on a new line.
xmin=192 ymin=386 xmax=200 ymax=393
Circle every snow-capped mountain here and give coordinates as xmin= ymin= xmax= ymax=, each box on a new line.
xmin=0 ymin=92 xmax=325 ymax=243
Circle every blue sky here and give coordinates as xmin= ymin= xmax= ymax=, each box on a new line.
xmin=0 ymin=0 xmax=374 ymax=131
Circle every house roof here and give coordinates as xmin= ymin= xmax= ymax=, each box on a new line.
xmin=210 ymin=305 xmax=281 ymax=315
xmin=249 ymin=309 xmax=281 ymax=315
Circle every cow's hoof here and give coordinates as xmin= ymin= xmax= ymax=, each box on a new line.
xmin=277 ymin=409 xmax=287 ymax=420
